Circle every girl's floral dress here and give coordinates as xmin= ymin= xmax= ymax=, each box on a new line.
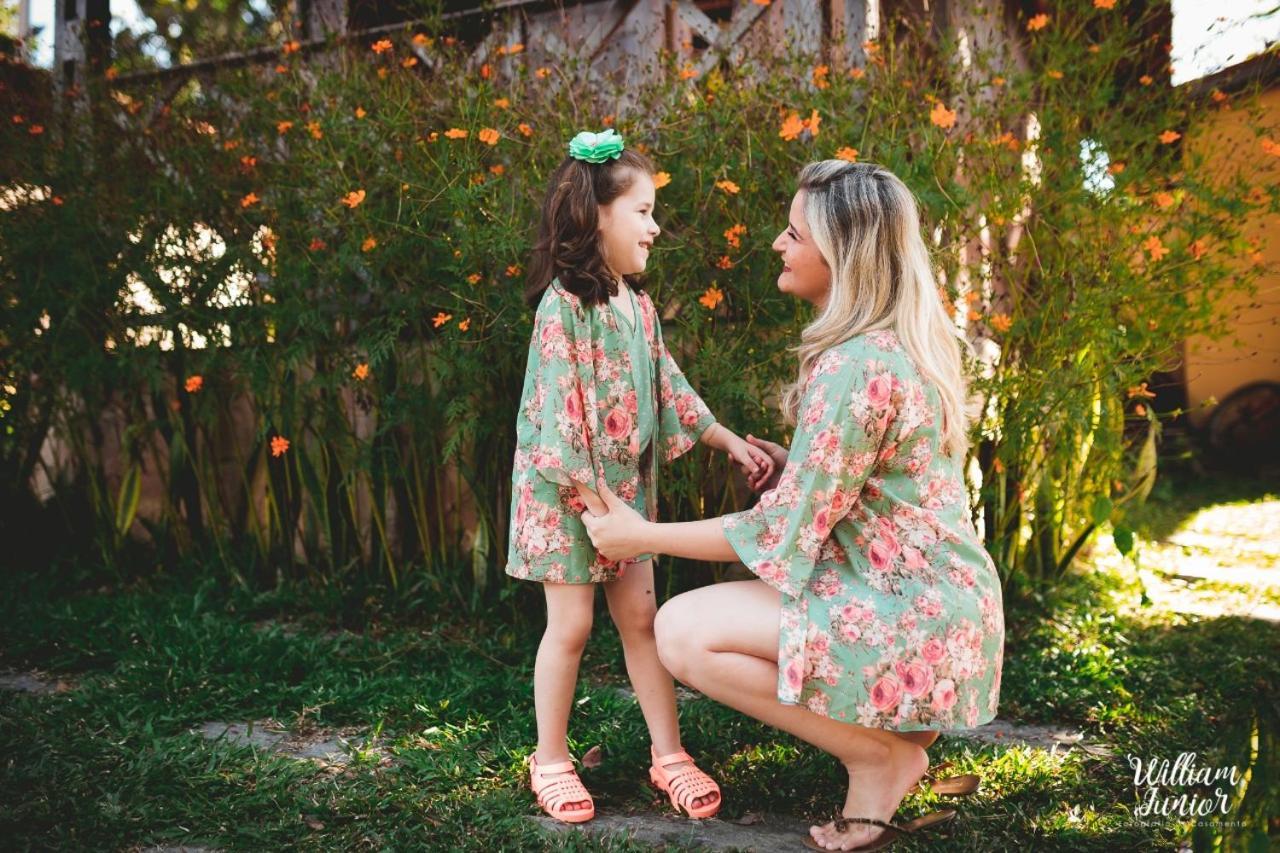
xmin=507 ymin=280 xmax=717 ymax=584
xmin=722 ymin=331 xmax=1004 ymax=731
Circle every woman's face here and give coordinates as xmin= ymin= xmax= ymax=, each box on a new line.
xmin=772 ymin=190 xmax=831 ymax=306
xmin=598 ymin=170 xmax=660 ymax=279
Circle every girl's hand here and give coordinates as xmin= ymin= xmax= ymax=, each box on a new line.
xmin=723 ymin=434 xmax=775 ymax=489
xmin=580 ymin=482 xmax=652 ymax=562
xmin=745 ymin=434 xmax=787 ymax=492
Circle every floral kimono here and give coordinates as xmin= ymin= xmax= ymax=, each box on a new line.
xmin=507 ymin=280 xmax=717 ymax=584
xmin=722 ymin=331 xmax=1004 ymax=731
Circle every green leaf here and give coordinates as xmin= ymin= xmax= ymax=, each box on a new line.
xmin=1114 ymin=526 xmax=1135 ymax=556
xmin=1091 ymin=495 xmax=1113 ymax=526
xmin=114 ymin=463 xmax=142 ymax=539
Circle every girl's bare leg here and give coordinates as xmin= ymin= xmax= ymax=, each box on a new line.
xmin=533 ymin=581 xmax=597 ymax=812
xmin=604 ymin=559 xmax=718 ymax=809
xmin=655 ymin=580 xmax=931 ymax=850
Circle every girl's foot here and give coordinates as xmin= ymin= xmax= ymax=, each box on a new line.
xmin=529 ymin=752 xmax=594 ymax=823
xmin=649 ymin=747 xmax=722 ymax=817
xmin=807 ymin=738 xmax=929 ymax=850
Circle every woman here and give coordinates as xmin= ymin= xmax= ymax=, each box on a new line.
xmin=581 ymin=161 xmax=1004 ymax=851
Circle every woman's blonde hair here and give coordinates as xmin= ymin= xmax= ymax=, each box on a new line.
xmin=780 ymin=161 xmax=970 ymax=457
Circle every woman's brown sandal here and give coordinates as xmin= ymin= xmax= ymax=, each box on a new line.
xmin=906 ymin=761 xmax=980 ymax=797
xmin=801 ymin=808 xmax=956 ymax=851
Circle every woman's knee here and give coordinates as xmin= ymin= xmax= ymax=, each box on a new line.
xmin=653 ymin=596 xmax=699 ymax=678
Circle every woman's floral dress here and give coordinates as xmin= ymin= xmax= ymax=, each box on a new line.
xmin=722 ymin=330 xmax=1004 ymax=731
xmin=507 ymin=280 xmax=717 ymax=584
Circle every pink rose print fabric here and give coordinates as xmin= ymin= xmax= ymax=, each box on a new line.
xmin=507 ymin=281 xmax=717 ymax=584
xmin=722 ymin=331 xmax=1004 ymax=731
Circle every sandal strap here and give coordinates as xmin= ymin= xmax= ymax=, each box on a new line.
xmin=664 ymin=765 xmax=721 ymax=804
xmin=652 ymin=748 xmax=695 ymax=767
xmin=833 ymin=816 xmax=910 ymax=837
xmin=536 ymin=777 xmax=592 ymax=809
xmin=529 ymin=755 xmax=576 ymax=777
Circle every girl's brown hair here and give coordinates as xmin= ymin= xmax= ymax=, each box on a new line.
xmin=524 ymin=148 xmax=656 ymax=308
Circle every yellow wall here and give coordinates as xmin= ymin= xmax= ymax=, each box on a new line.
xmin=1183 ymin=85 xmax=1280 ymax=425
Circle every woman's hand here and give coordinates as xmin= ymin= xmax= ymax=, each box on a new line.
xmin=723 ymin=433 xmax=775 ymax=490
xmin=745 ymin=434 xmax=787 ymax=492
xmin=579 ymin=481 xmax=653 ymax=562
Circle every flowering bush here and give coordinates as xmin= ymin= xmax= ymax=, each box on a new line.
xmin=2 ymin=2 xmax=1275 ymax=603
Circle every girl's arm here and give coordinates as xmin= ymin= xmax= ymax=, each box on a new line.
xmin=580 ymin=483 xmax=739 ymax=562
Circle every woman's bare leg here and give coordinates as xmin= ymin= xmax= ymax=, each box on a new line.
xmin=533 ymin=581 xmax=596 ymax=812
xmin=655 ymin=580 xmax=931 ymax=850
xmin=604 ymin=559 xmax=717 ymax=809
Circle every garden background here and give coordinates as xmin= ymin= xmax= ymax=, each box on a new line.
xmin=2 ymin=0 xmax=1278 ymax=849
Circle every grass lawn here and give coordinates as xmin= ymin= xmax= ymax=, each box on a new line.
xmin=2 ymin=474 xmax=1277 ymax=851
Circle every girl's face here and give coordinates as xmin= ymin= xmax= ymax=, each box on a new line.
xmin=598 ymin=170 xmax=660 ymax=280
xmin=772 ymin=190 xmax=831 ymax=306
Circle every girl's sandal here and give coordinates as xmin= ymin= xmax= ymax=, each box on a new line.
xmin=801 ymin=808 xmax=956 ymax=852
xmin=905 ymin=761 xmax=981 ymax=797
xmin=648 ymin=747 xmax=722 ymax=819
xmin=529 ymin=753 xmax=595 ymax=824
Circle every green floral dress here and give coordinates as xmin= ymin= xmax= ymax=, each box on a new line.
xmin=506 ymin=281 xmax=717 ymax=584
xmin=722 ymin=331 xmax=1004 ymax=731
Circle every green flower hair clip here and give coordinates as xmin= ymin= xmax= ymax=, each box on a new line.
xmin=568 ymin=128 xmax=625 ymax=164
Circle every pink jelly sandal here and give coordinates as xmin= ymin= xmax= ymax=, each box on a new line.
xmin=529 ymin=753 xmax=595 ymax=824
xmin=648 ymin=746 xmax=722 ymax=819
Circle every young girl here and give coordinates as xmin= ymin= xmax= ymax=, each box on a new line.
xmin=506 ymin=128 xmax=774 ymax=823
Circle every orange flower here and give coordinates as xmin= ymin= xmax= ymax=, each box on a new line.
xmin=432 ymin=312 xmax=453 ymax=328
xmin=478 ymin=128 xmax=500 ymax=146
xmin=536 ymin=67 xmax=551 ymax=79
xmin=1027 ymin=13 xmax=1050 ymax=31
xmin=715 ymin=179 xmax=740 ymax=195
xmin=341 ymin=189 xmax=366 ymax=208
xmin=990 ymin=314 xmax=1012 ymax=333
xmin=240 ymin=192 xmax=260 ymax=208
xmin=307 ymin=121 xmax=323 ymax=139
xmin=517 ymin=123 xmax=533 ymax=137
xmin=653 ymin=171 xmax=671 ymax=189
xmin=355 ymin=106 xmax=367 ymax=119
xmin=1127 ymin=382 xmax=1156 ymax=399
xmin=282 ymin=40 xmax=300 ymax=54
xmin=377 ymin=68 xmax=389 ymax=79
xmin=1158 ymin=129 xmax=1181 ymax=144
xmin=1188 ymin=238 xmax=1208 ymax=260
xmin=1153 ymin=191 xmax=1175 ymax=209
xmin=1094 ymin=0 xmax=1116 ymax=8
xmin=270 ymin=436 xmax=290 ymax=457
xmin=28 ymin=124 xmax=44 ymax=135
xmin=276 ymin=120 xmax=293 ymax=134
xmin=1107 ymin=161 xmax=1126 ymax=175
xmin=1134 ymin=404 xmax=1147 ymax=417
xmin=353 ymin=363 xmax=370 ymax=381
xmin=427 ymin=132 xmax=439 ymax=142
xmin=52 ymin=196 xmax=63 ymax=206
xmin=362 ymin=236 xmax=377 ymax=252
xmin=506 ymin=264 xmax=521 ymax=277
xmin=1088 ymin=44 xmax=1101 ymax=54
xmin=715 ymin=255 xmax=733 ymax=269
xmin=930 ymin=102 xmax=957 ymax=130
xmin=1211 ymin=89 xmax=1228 ymax=104
xmin=444 ymin=128 xmax=469 ymax=139
xmin=812 ymin=64 xmax=830 ymax=89
xmin=240 ymin=155 xmax=257 ymax=171
xmin=835 ymin=146 xmax=859 ymax=162
xmin=223 ymin=140 xmax=240 ymax=151
xmin=1261 ymin=139 xmax=1280 ymax=157
xmin=467 ymin=273 xmax=482 ymax=284
xmin=480 ymin=63 xmax=491 ymax=79
xmin=105 ymin=67 xmax=120 ymax=81
xmin=308 ymin=238 xmax=327 ymax=251
xmin=679 ymin=64 xmax=698 ymax=80
xmin=724 ymin=223 xmax=747 ymax=249
xmin=412 ymin=33 xmax=432 ymax=47
xmin=401 ymin=57 xmax=418 ymax=69
xmin=489 ymin=164 xmax=505 ymax=175
xmin=806 ymin=109 xmax=821 ymax=137
xmin=601 ymin=115 xmax=615 ymax=127
xmin=1143 ymin=235 xmax=1169 ymax=261
xmin=699 ymin=286 xmax=724 ymax=310
xmin=493 ymin=97 xmax=510 ymax=109
xmin=993 ymin=131 xmax=1020 ymax=151
xmin=458 ymin=318 xmax=471 ymax=331
xmin=779 ymin=111 xmax=805 ymax=141
xmin=275 ymin=64 xmax=289 ymax=74
xmin=1047 ymin=69 xmax=1063 ymax=80
xmin=371 ymin=39 xmax=392 ymax=54
xmin=185 ymin=375 xmax=204 ymax=393
xmin=1139 ymin=75 xmax=1154 ymax=86
xmin=849 ymin=67 xmax=866 ymax=80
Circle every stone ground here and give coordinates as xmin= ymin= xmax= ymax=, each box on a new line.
xmin=8 ymin=496 xmax=1275 ymax=850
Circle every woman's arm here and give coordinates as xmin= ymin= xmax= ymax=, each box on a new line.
xmin=580 ymin=484 xmax=740 ymax=562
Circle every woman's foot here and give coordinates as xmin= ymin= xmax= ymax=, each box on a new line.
xmin=807 ymin=738 xmax=929 ymax=851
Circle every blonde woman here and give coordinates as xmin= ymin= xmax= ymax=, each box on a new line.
xmin=581 ymin=161 xmax=1004 ymax=851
